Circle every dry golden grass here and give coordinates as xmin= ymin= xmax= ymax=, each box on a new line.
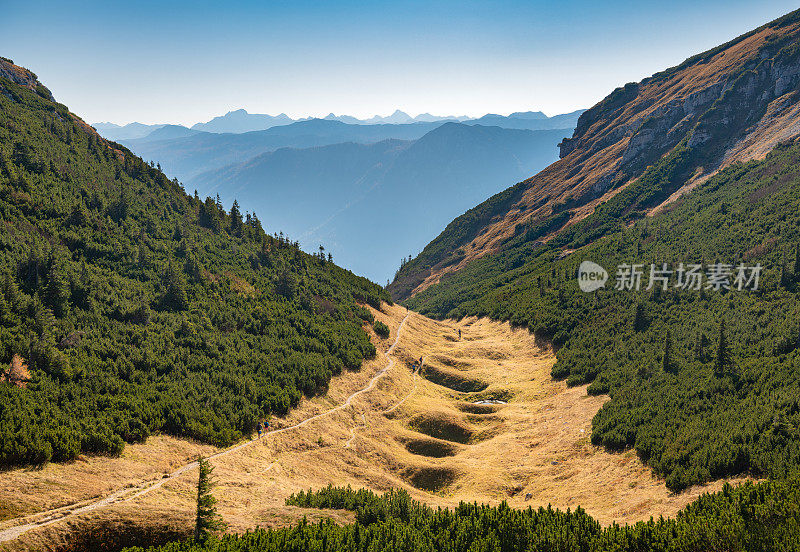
xmin=0 ymin=305 xmax=750 ymax=550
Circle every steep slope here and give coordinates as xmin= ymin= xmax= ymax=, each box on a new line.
xmin=390 ymin=9 xmax=800 ymax=299
xmin=0 ymin=58 xmax=388 ymax=468
xmin=187 ymin=124 xmax=571 ymax=283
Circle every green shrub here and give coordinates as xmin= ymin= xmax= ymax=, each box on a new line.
xmin=373 ymin=320 xmax=390 ymax=338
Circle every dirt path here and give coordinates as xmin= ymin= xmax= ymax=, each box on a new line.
xmin=383 ymin=360 xmax=420 ymax=414
xmin=0 ymin=313 xmax=410 ymax=544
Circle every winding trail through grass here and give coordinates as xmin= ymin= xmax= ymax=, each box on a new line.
xmin=0 ymin=312 xmax=410 ymax=544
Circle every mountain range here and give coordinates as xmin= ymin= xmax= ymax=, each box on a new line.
xmin=187 ymin=123 xmax=572 ymax=282
xmin=93 ymin=109 xmax=583 ymax=141
xmin=100 ymin=110 xmax=580 ymax=282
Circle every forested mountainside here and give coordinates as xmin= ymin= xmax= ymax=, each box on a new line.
xmin=0 ymin=58 xmax=388 ymax=468
xmin=127 ymin=481 xmax=800 ymax=551
xmin=390 ymin=9 xmax=800 ymax=300
xmin=395 ymin=9 xmax=800 ymax=492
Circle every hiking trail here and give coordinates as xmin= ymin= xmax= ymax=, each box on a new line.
xmin=0 ymin=313 xmax=410 ymax=544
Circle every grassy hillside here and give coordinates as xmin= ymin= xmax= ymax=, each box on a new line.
xmin=0 ymin=65 xmax=388 ymax=468
xmin=126 ymin=481 xmax=800 ymax=551
xmin=406 ymin=139 xmax=800 ymax=491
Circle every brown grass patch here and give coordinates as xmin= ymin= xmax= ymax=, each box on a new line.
xmin=408 ymin=412 xmax=475 ymax=444
xmin=399 ymin=436 xmax=462 ymax=458
xmin=455 ymin=402 xmax=504 ymax=414
xmin=421 ymin=365 xmax=488 ymax=393
xmin=405 ymin=466 xmax=460 ymax=492
xmin=226 ymin=272 xmax=257 ymax=297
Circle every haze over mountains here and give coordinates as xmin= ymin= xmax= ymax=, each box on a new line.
xmin=94 ymin=108 xmax=583 ymax=141
xmin=188 ymin=123 xmax=571 ymax=282
xmin=93 ymin=109 xmax=581 ymax=282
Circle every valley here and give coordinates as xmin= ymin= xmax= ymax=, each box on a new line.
xmin=0 ymin=304 xmax=741 ymax=550
xmin=5 ymin=3 xmax=800 ymax=550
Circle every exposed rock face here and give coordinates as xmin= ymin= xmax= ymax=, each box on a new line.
xmin=390 ymin=9 xmax=800 ymax=301
xmin=0 ymin=57 xmax=54 ymax=100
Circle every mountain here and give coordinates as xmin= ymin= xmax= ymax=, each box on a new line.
xmin=323 ymin=112 xmax=363 ymax=124
xmin=412 ymin=112 xmax=469 ymax=122
xmin=0 ymin=57 xmax=388 ymax=468
xmin=392 ymin=9 xmax=800 ymax=492
xmin=122 ymin=119 xmax=466 ymax=182
xmin=92 ymin=121 xmax=165 ymax=141
xmin=466 ymin=109 xmax=585 ymax=130
xmin=187 ymin=123 xmax=572 ymax=283
xmin=361 ymin=109 xmax=414 ymax=124
xmin=392 ymin=11 xmax=800 ymax=299
xmin=138 ymin=124 xmax=204 ymax=142
xmin=508 ymin=110 xmax=548 ymax=119
xmin=190 ymin=109 xmax=294 ymax=133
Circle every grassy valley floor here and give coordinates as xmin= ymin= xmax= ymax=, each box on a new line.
xmin=0 ymin=304 xmax=747 ymax=550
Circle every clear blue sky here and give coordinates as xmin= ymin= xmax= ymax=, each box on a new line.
xmin=2 ymin=1 xmax=798 ymax=125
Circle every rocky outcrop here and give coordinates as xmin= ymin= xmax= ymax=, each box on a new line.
xmin=0 ymin=57 xmax=54 ymax=100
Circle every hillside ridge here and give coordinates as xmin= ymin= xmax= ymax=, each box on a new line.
xmin=389 ymin=8 xmax=800 ymax=300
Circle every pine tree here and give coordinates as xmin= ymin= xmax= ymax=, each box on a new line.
xmin=194 ymin=457 xmax=224 ymax=543
xmin=633 ymin=302 xmax=646 ymax=332
xmin=185 ymin=251 xmax=204 ymax=282
xmin=715 ymin=321 xmax=731 ymax=376
xmin=0 ymin=295 xmax=9 ymax=326
xmin=662 ymin=330 xmax=674 ymax=373
xmin=137 ymin=243 xmax=148 ymax=267
xmin=2 ymin=271 xmax=20 ymax=309
xmin=794 ymin=243 xmax=800 ymax=280
xmin=780 ymin=253 xmax=793 ymax=289
xmin=45 ymin=263 xmax=69 ymax=318
xmin=164 ymin=261 xmax=189 ymax=310
xmin=695 ymin=331 xmax=709 ymax=362
xmin=230 ymin=200 xmax=243 ymax=236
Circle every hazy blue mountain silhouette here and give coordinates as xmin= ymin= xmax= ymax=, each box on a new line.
xmin=123 ymin=119 xmax=455 ymax=181
xmin=93 ymin=121 xmax=165 ymax=141
xmin=467 ymin=109 xmax=584 ymax=130
xmin=190 ymin=109 xmax=294 ymax=133
xmin=138 ymin=124 xmax=204 ymax=142
xmin=186 ymin=123 xmax=571 ymax=282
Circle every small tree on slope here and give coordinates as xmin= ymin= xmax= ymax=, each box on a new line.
xmin=194 ymin=457 xmax=224 ymax=543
